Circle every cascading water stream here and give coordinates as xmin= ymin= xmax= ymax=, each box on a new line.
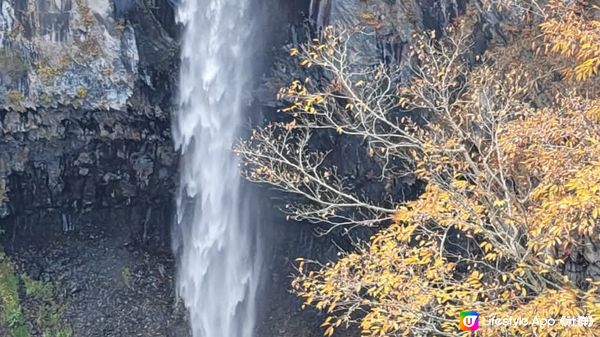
xmin=172 ymin=1 xmax=261 ymax=337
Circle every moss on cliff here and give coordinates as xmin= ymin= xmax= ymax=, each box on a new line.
xmin=0 ymin=252 xmax=29 ymax=337
xmin=6 ymin=91 xmax=25 ymax=112
xmin=0 ymin=251 xmax=71 ymax=337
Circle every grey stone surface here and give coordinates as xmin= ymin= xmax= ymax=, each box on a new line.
xmin=0 ymin=0 xmax=139 ymax=111
xmin=0 ymin=0 xmax=180 ymax=222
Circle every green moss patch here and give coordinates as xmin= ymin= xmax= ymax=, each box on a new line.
xmin=0 ymin=252 xmax=71 ymax=337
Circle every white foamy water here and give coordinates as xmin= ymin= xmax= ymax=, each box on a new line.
xmin=172 ymin=1 xmax=260 ymax=336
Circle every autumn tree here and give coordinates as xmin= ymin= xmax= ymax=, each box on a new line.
xmin=236 ymin=0 xmax=600 ymax=336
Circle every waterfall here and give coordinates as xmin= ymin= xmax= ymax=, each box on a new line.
xmin=172 ymin=1 xmax=261 ymax=337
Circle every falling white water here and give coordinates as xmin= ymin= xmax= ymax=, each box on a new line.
xmin=172 ymin=1 xmax=260 ymax=337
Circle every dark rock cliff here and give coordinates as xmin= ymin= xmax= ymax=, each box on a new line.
xmin=0 ymin=1 xmax=187 ymax=336
xmin=0 ymin=0 xmax=179 ymax=245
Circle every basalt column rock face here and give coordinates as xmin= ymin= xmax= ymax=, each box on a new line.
xmin=0 ymin=106 xmax=177 ymax=246
xmin=0 ymin=0 xmax=179 ymax=246
xmin=0 ymin=1 xmax=188 ymax=336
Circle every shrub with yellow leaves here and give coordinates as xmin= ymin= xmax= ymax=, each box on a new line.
xmin=237 ymin=1 xmax=600 ymax=336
